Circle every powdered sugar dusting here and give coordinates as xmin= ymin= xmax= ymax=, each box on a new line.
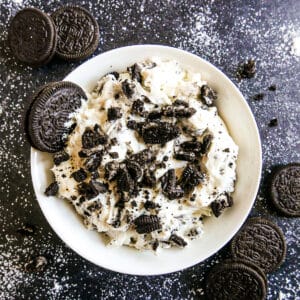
xmin=0 ymin=0 xmax=299 ymax=299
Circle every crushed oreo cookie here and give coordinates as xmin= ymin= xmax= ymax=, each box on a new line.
xmin=253 ymin=93 xmax=265 ymax=101
xmin=268 ymin=118 xmax=278 ymax=127
xmin=147 ymin=110 xmax=162 ymax=120
xmin=161 ymin=105 xmax=196 ymax=118
xmin=201 ymin=134 xmax=213 ymax=155
xmin=134 ymin=215 xmax=161 ymax=234
xmin=130 ymin=149 xmax=155 ymax=165
xmin=131 ymin=99 xmax=145 ymax=115
xmin=89 ymin=180 xmax=108 ymax=194
xmin=17 ymin=223 xmax=36 ymax=236
xmin=161 ymin=169 xmax=184 ymax=199
xmin=78 ymin=180 xmax=107 ymax=200
xmin=109 ymin=71 xmax=119 ymax=80
xmin=82 ymin=124 xmax=107 ymax=149
xmin=116 ymin=165 xmax=135 ymax=193
xmin=200 ymin=85 xmax=217 ymax=106
xmin=45 ymin=181 xmax=59 ymax=196
xmin=174 ymin=151 xmax=196 ymax=162
xmin=144 ymin=201 xmax=157 ymax=210
xmin=180 ymin=164 xmax=205 ymax=193
xmin=180 ymin=140 xmax=202 ymax=154
xmin=84 ymin=150 xmax=103 ymax=172
xmin=126 ymin=160 xmax=143 ymax=181
xmin=211 ymin=193 xmax=233 ymax=217
xmin=127 ymin=120 xmax=138 ymax=130
xmin=173 ymin=99 xmax=189 ymax=107
xmin=268 ymin=84 xmax=277 ymax=91
xmin=105 ymin=161 xmax=120 ymax=181
xmin=122 ymin=79 xmax=135 ymax=98
xmin=25 ymin=256 xmax=48 ymax=272
xmin=128 ymin=63 xmax=142 ymax=83
xmin=71 ymin=168 xmax=87 ymax=182
xmin=170 ymin=234 xmax=187 ymax=247
xmin=139 ymin=122 xmax=180 ymax=144
xmin=109 ymin=152 xmax=119 ymax=159
xmin=237 ymin=59 xmax=256 ymax=79
xmin=141 ymin=169 xmax=156 ymax=188
xmin=107 ymin=107 xmax=122 ymax=121
xmin=53 ymin=150 xmax=70 ymax=165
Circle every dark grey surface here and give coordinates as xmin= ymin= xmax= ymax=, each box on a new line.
xmin=0 ymin=0 xmax=299 ymax=299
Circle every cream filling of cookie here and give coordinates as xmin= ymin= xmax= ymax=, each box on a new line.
xmin=52 ymin=58 xmax=238 ymax=251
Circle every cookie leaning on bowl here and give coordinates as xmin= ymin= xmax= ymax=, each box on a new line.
xmin=26 ymin=81 xmax=87 ymax=152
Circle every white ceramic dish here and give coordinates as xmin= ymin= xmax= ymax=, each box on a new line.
xmin=31 ymin=45 xmax=262 ymax=275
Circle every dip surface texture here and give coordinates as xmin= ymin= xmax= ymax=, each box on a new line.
xmin=52 ymin=58 xmax=238 ymax=251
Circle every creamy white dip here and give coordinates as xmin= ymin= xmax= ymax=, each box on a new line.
xmin=51 ymin=58 xmax=238 ymax=251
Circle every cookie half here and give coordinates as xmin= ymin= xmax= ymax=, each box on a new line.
xmin=8 ymin=8 xmax=57 ymax=67
xmin=51 ymin=5 xmax=100 ymax=61
xmin=270 ymin=163 xmax=300 ymax=217
xmin=230 ymin=217 xmax=286 ymax=273
xmin=28 ymin=81 xmax=87 ymax=152
xmin=205 ymin=260 xmax=267 ymax=300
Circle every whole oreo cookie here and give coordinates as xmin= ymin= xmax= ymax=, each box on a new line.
xmin=270 ymin=163 xmax=300 ymax=217
xmin=222 ymin=259 xmax=268 ymax=288
xmin=8 ymin=8 xmax=57 ymax=67
xmin=231 ymin=217 xmax=286 ymax=273
xmin=28 ymin=81 xmax=87 ymax=152
xmin=205 ymin=260 xmax=267 ymax=300
xmin=51 ymin=6 xmax=100 ymax=61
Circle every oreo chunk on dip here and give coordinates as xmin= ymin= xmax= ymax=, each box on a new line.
xmin=27 ymin=81 xmax=86 ymax=152
xmin=8 ymin=8 xmax=57 ymax=67
xmin=200 ymin=85 xmax=217 ymax=106
xmin=134 ymin=215 xmax=161 ymax=234
xmin=49 ymin=58 xmax=238 ymax=251
xmin=51 ymin=6 xmax=100 ymax=61
xmin=82 ymin=124 xmax=107 ymax=149
xmin=138 ymin=122 xmax=180 ymax=144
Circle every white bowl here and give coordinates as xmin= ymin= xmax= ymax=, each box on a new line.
xmin=31 ymin=45 xmax=262 ymax=275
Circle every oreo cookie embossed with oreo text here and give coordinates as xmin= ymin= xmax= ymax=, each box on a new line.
xmin=230 ymin=217 xmax=286 ymax=273
xmin=51 ymin=5 xmax=100 ymax=61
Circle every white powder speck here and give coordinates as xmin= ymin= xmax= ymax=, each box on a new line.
xmin=292 ymin=36 xmax=300 ymax=56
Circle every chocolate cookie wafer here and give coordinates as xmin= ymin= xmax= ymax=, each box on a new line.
xmin=270 ymin=163 xmax=300 ymax=217
xmin=231 ymin=217 xmax=286 ymax=273
xmin=28 ymin=81 xmax=87 ymax=152
xmin=51 ymin=5 xmax=100 ymax=61
xmin=24 ymin=82 xmax=58 ymax=145
xmin=8 ymin=8 xmax=57 ymax=67
xmin=205 ymin=260 xmax=267 ymax=300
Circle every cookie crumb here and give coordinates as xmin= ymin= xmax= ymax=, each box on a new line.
xmin=268 ymin=84 xmax=277 ymax=91
xmin=268 ymin=118 xmax=278 ymax=127
xmin=253 ymin=93 xmax=265 ymax=101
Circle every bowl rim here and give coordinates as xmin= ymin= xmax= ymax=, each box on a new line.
xmin=30 ymin=44 xmax=262 ymax=275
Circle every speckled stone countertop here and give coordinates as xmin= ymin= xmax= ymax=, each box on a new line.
xmin=0 ymin=1 xmax=299 ymax=299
